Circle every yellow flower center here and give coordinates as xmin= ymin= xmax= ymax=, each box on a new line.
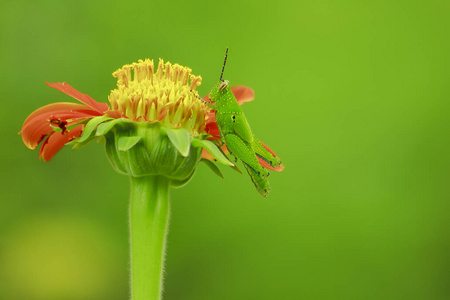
xmin=108 ymin=59 xmax=208 ymax=135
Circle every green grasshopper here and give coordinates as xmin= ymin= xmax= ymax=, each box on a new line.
xmin=198 ymin=48 xmax=283 ymax=197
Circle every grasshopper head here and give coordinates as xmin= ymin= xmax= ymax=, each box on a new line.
xmin=209 ymin=79 xmax=229 ymax=103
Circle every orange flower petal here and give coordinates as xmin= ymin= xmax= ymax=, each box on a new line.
xmin=22 ymin=120 xmax=54 ymax=150
xmin=21 ymin=109 xmax=101 ymax=150
xmin=230 ymin=86 xmax=255 ymax=105
xmin=105 ymin=110 xmax=123 ymax=119
xmin=46 ymin=82 xmax=109 ymax=113
xmin=22 ymin=102 xmax=91 ymax=128
xmin=201 ymin=144 xmax=229 ymax=161
xmin=201 ymin=148 xmax=213 ymax=160
xmin=204 ymin=122 xmax=220 ymax=138
xmin=39 ymin=125 xmax=84 ymax=162
xmin=202 ymin=94 xmax=211 ymax=103
xmin=204 ymin=112 xmax=217 ymax=128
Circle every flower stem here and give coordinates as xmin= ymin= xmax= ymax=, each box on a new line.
xmin=129 ymin=175 xmax=170 ymax=300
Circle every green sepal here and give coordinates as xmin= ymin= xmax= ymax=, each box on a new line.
xmin=198 ymin=133 xmax=212 ymax=140
xmin=118 ymin=136 xmax=142 ymax=151
xmin=170 ymin=169 xmax=196 ymax=188
xmin=65 ymin=135 xmax=95 ymax=147
xmin=191 ymin=139 xmax=234 ymax=167
xmin=97 ymin=135 xmax=106 ymax=144
xmin=65 ymin=139 xmax=77 ymax=145
xmin=230 ymin=163 xmax=243 ymax=174
xmin=96 ymin=118 xmax=131 ymax=136
xmin=67 ymin=122 xmax=88 ymax=130
xmin=105 ymin=133 xmax=127 ymax=175
xmin=200 ymin=159 xmax=224 ymax=178
xmin=51 ymin=125 xmax=63 ymax=132
xmin=162 ymin=127 xmax=191 ymax=157
xmin=78 ymin=116 xmax=113 ymax=143
xmin=71 ymin=136 xmax=98 ymax=150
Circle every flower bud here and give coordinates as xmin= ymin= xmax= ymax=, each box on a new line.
xmin=104 ymin=121 xmax=203 ymax=186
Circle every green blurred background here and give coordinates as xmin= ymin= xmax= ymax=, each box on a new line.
xmin=1 ymin=0 xmax=449 ymax=299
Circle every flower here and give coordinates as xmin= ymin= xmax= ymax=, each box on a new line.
xmin=20 ymin=60 xmax=212 ymax=162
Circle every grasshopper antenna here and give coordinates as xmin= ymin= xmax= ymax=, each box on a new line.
xmin=190 ymin=89 xmax=214 ymax=109
xmin=219 ymin=47 xmax=229 ymax=81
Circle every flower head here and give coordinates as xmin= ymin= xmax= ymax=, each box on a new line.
xmin=108 ymin=59 xmax=207 ymax=134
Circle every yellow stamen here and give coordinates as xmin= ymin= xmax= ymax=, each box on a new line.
xmin=109 ymin=59 xmax=208 ymax=135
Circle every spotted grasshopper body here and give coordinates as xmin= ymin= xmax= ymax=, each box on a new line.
xmin=200 ymin=49 xmax=283 ymax=197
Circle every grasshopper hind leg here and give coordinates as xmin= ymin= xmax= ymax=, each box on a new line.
xmin=242 ymin=162 xmax=270 ymax=197
xmin=224 ymin=133 xmax=270 ymax=197
xmin=224 ymin=134 xmax=268 ymax=179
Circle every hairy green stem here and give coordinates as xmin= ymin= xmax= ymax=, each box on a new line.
xmin=129 ymin=176 xmax=170 ymax=300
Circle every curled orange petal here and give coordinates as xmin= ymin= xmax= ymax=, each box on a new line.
xmin=21 ymin=107 xmax=102 ymax=150
xmin=22 ymin=103 xmax=90 ymax=129
xmin=39 ymin=125 xmax=84 ymax=162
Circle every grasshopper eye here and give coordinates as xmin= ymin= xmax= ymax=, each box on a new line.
xmin=218 ymin=80 xmax=229 ymax=92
